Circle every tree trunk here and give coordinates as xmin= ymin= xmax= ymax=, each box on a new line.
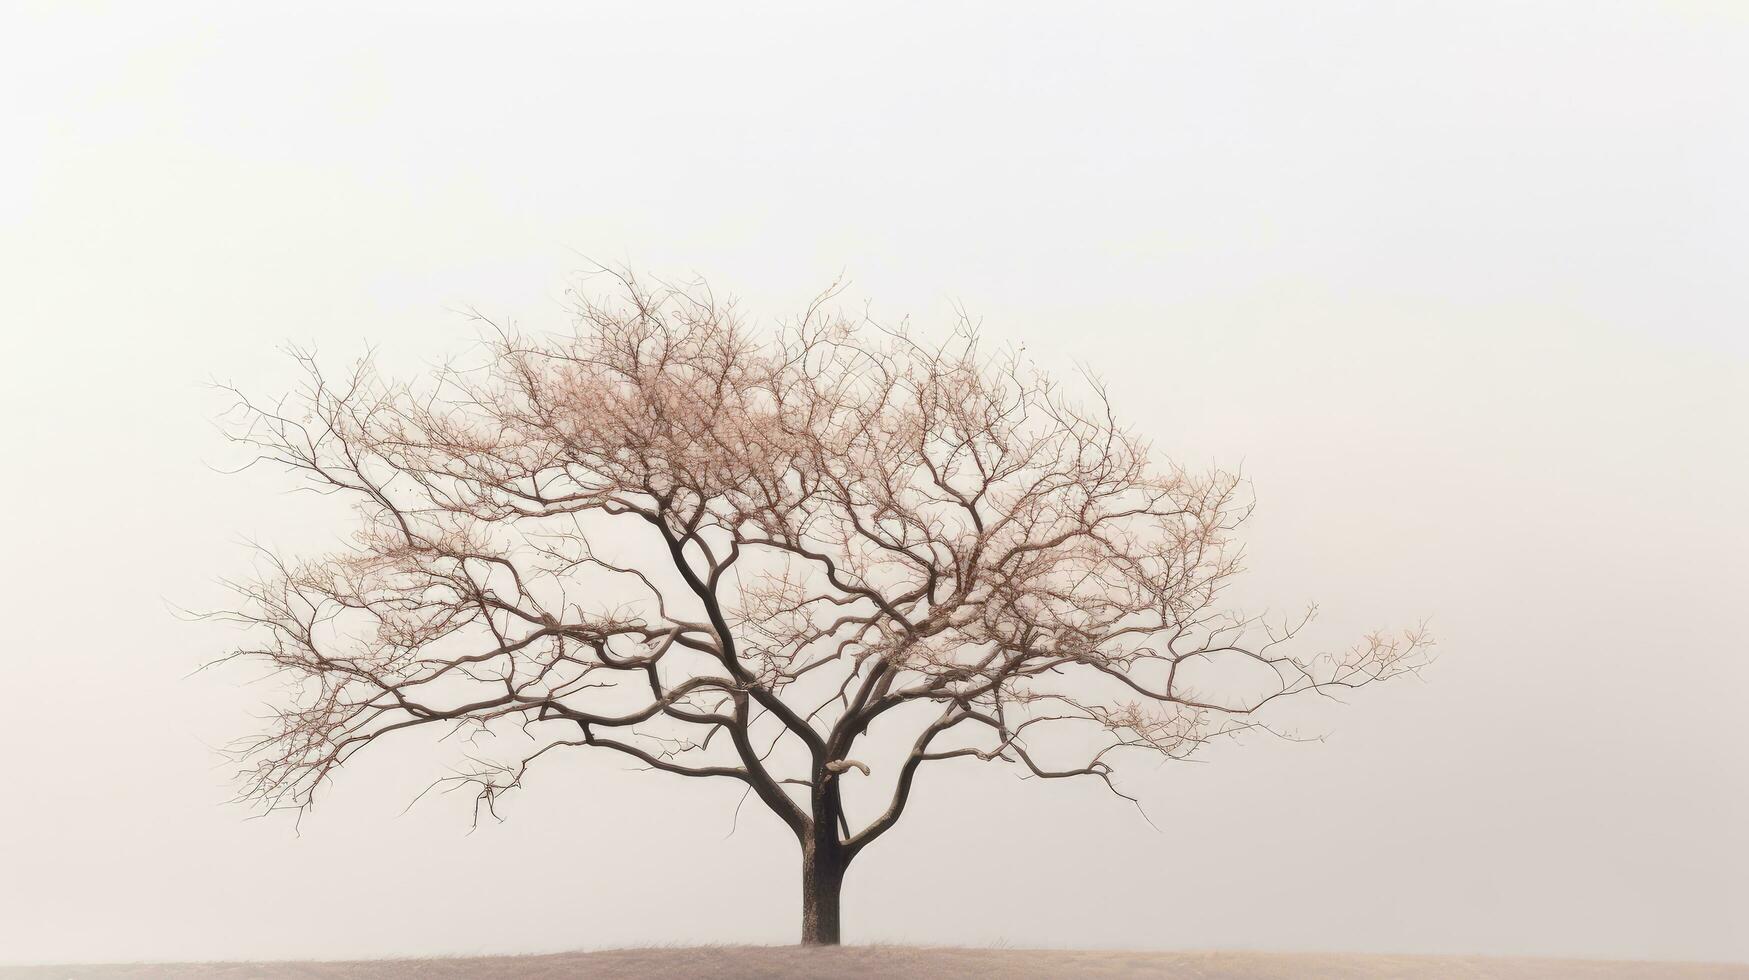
xmin=800 ymin=841 xmax=846 ymax=946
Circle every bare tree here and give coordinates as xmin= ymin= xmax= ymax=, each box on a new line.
xmin=213 ymin=271 xmax=1432 ymax=945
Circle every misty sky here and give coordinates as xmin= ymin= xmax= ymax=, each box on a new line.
xmin=2 ymin=0 xmax=1746 ymax=967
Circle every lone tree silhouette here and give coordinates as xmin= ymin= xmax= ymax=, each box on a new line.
xmin=216 ymin=271 xmax=1431 ymax=945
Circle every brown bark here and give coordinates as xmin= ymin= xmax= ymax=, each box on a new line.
xmin=800 ymin=840 xmax=847 ymax=946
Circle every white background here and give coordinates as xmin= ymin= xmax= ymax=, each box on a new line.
xmin=2 ymin=0 xmax=1745 ymax=966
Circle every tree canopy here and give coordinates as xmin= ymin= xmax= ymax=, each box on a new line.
xmin=216 ymin=272 xmax=1432 ymax=943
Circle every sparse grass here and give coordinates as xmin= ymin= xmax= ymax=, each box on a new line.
xmin=4 ymin=947 xmax=1746 ymax=979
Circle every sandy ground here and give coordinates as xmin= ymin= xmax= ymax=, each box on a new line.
xmin=3 ymin=948 xmax=1746 ymax=980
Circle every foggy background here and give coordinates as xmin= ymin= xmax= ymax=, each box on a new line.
xmin=2 ymin=0 xmax=1745 ymax=967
